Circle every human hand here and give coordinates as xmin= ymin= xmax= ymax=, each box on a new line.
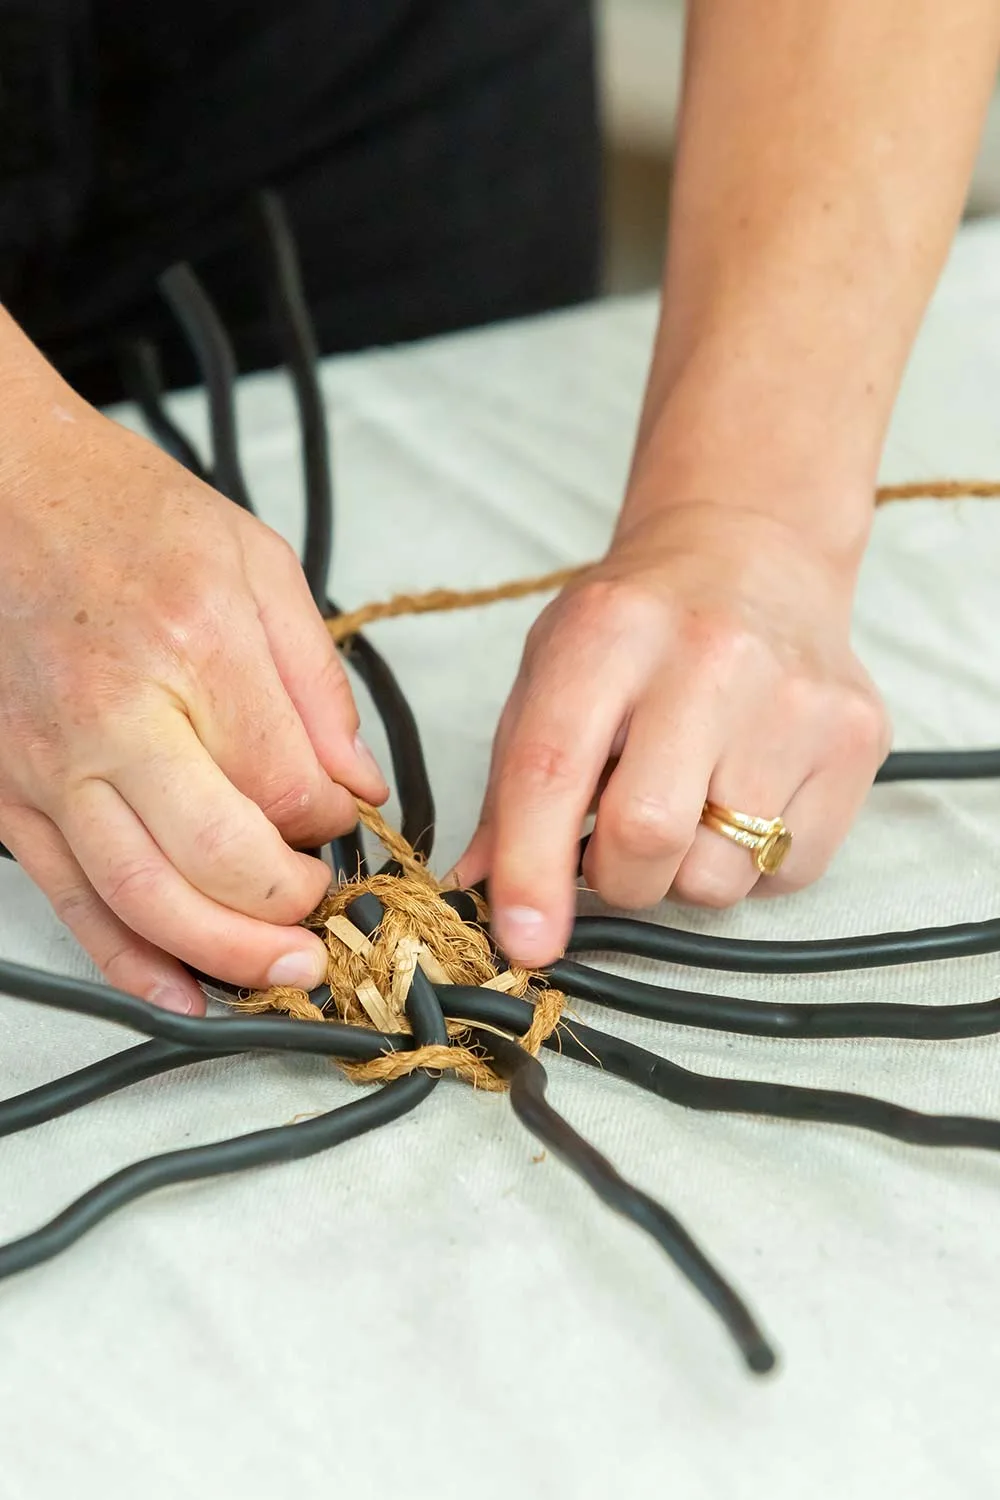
xmin=0 ymin=346 xmax=385 ymax=1013
xmin=453 ymin=501 xmax=890 ymax=968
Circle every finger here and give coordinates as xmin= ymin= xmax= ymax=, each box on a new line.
xmin=671 ymin=717 xmax=814 ymax=907
xmin=684 ymin=691 xmax=885 ymax=905
xmin=244 ymin=533 xmax=389 ymax=801
xmin=186 ymin=605 xmax=366 ymax=849
xmin=750 ymin=712 xmax=886 ymax=898
xmin=583 ymin=677 xmax=726 ymax=910
xmin=0 ymin=805 xmax=205 ymax=1014
xmin=106 ymin=711 xmax=334 ymax=921
xmin=488 ymin=657 xmax=639 ymax=969
xmin=60 ymin=781 xmax=331 ymax=991
xmin=447 ymin=697 xmax=518 ymax=890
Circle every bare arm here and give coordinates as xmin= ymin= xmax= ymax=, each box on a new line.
xmin=627 ymin=0 xmax=1000 ymax=553
xmin=463 ymin=0 xmax=1000 ymax=965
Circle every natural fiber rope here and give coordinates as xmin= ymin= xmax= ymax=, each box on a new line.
xmin=326 ymin=479 xmax=1000 ymax=644
xmin=246 ymin=474 xmax=1000 ymax=1085
xmin=236 ymin=803 xmax=565 ymax=1090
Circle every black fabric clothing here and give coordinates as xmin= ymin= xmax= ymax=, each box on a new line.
xmin=0 ymin=0 xmax=601 ymax=404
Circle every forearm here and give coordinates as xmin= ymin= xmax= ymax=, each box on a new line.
xmin=623 ymin=0 xmax=1000 ymax=560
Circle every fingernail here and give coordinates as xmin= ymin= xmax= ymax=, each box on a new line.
xmin=266 ymin=947 xmax=328 ymax=991
xmin=354 ymin=733 xmax=387 ymax=789
xmin=495 ymin=905 xmax=547 ymax=951
xmin=148 ymin=983 xmax=196 ymax=1015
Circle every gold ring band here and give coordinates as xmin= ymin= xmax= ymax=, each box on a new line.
xmin=700 ymin=801 xmax=793 ymax=876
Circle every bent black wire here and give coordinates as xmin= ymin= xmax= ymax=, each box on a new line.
xmin=567 ymin=913 xmax=1000 ymax=974
xmin=443 ymin=989 xmax=1000 ymax=1153
xmin=548 ymin=958 xmax=1000 ymax=1041
xmin=0 ymin=1039 xmax=232 ymax=1140
xmin=0 ymin=1070 xmax=435 ymax=1284
xmin=476 ymin=1027 xmax=776 ymax=1374
xmin=0 ymin=957 xmax=407 ymax=1065
xmin=254 ymin=190 xmax=333 ymax=609
xmin=0 ymin=893 xmax=446 ymax=1285
xmin=877 ymin=747 xmax=1000 ymax=782
xmin=118 ymin=338 xmax=209 ymax=479
xmin=157 ymin=262 xmax=255 ymax=513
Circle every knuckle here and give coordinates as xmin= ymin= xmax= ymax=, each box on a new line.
xmin=568 ymin=577 xmax=660 ymax=639
xmin=102 ymin=857 xmax=163 ymax=911
xmin=680 ymin=609 xmax=757 ymax=676
xmin=315 ymin=650 xmax=359 ymax=726
xmin=48 ymin=880 xmax=96 ymax=930
xmin=831 ymin=688 xmax=888 ymax=762
xmin=672 ymin=860 xmax=746 ymax=910
xmin=608 ymin=794 xmax=691 ymax=861
xmin=500 ymin=739 xmax=580 ymax=797
xmin=189 ymin=811 xmax=250 ymax=867
xmin=97 ymin=940 xmax=143 ymax=992
xmin=257 ymin=776 xmax=316 ymax=829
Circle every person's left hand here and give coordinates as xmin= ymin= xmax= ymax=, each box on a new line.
xmin=451 ymin=501 xmax=890 ymax=969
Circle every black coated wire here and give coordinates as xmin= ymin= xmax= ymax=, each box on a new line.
xmin=254 ymin=190 xmax=332 ymax=609
xmin=157 ymin=263 xmax=255 ymax=512
xmin=0 ymin=957 xmax=404 ymax=1063
xmin=877 ymin=748 xmax=1000 ymax=782
xmin=12 ymin=983 xmax=1000 ymax=1167
xmin=443 ymin=989 xmax=1000 ymax=1152
xmin=0 ymin=892 xmax=445 ymax=1284
xmin=1 ymin=193 xmax=998 ymax=1372
xmin=118 ymin=338 xmax=209 ymax=479
xmin=0 ymin=1070 xmax=434 ymax=1283
xmin=548 ymin=958 xmax=1000 ymax=1040
xmin=0 ymin=1039 xmax=233 ymax=1140
xmin=338 ymin=622 xmax=436 ymax=863
xmin=566 ymin=913 xmax=1000 ymax=975
xmin=474 ymin=1026 xmax=776 ymax=1374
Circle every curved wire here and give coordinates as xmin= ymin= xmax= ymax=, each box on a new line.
xmin=475 ymin=1027 xmax=776 ymax=1374
xmin=254 ymin=190 xmax=332 ymax=608
xmin=548 ymin=958 xmax=1000 ymax=1041
xmin=0 ymin=1070 xmax=434 ymax=1284
xmin=443 ymin=989 xmax=1000 ymax=1151
xmin=158 ymin=262 xmax=255 ymax=512
xmin=0 ymin=892 xmax=447 ymax=1284
xmin=118 ymin=338 xmax=209 ymax=478
xmin=877 ymin=747 xmax=1000 ymax=781
xmin=566 ymin=913 xmax=1000 ymax=975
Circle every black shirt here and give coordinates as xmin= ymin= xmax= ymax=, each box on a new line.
xmin=0 ymin=0 xmax=599 ymax=402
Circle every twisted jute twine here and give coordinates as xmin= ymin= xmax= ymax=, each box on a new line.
xmin=242 ymin=476 xmax=1000 ymax=1087
xmin=236 ymin=799 xmax=566 ymax=1090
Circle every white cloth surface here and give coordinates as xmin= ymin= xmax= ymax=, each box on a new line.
xmin=2 ymin=219 xmax=1000 ymax=1500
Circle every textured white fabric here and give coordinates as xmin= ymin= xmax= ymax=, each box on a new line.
xmin=2 ymin=219 xmax=1000 ymax=1499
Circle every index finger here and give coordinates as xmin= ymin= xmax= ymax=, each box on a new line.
xmin=487 ymin=641 xmax=637 ymax=968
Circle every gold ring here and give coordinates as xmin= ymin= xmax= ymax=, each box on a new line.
xmin=700 ymin=800 xmax=793 ymax=876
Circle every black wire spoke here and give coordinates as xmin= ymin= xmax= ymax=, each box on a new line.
xmin=118 ymin=337 xmax=209 ymax=478
xmin=566 ymin=913 xmax=1000 ymax=975
xmin=878 ymin=747 xmax=1000 ymax=781
xmin=548 ymin=957 xmax=1000 ymax=1041
xmin=254 ymin=190 xmax=333 ymax=608
xmin=334 ymin=616 xmax=436 ymax=863
xmin=0 ymin=1040 xmax=230 ymax=1140
xmin=158 ymin=262 xmax=255 ymax=512
xmin=0 ymin=1070 xmax=433 ymax=1284
xmin=440 ymin=988 xmax=1000 ymax=1153
xmin=475 ymin=1027 xmax=776 ymax=1375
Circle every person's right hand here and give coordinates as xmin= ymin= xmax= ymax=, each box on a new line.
xmin=0 ymin=322 xmax=386 ymax=1014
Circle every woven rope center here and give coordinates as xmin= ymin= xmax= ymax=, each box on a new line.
xmin=237 ymin=802 xmax=564 ymax=1089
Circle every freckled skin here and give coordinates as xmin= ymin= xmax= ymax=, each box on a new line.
xmin=0 ymin=305 xmax=388 ymax=1010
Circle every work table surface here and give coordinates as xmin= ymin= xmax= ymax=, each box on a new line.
xmin=1 ymin=219 xmax=999 ymax=1499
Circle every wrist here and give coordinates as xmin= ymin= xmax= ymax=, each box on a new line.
xmin=619 ymin=345 xmax=881 ymax=573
